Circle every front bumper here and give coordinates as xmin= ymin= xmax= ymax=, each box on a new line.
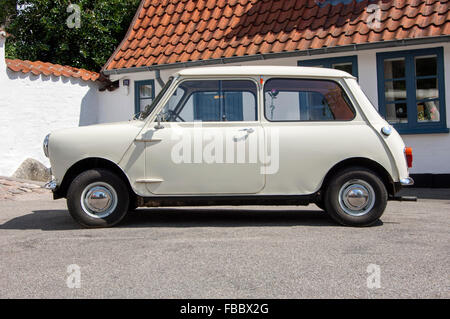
xmin=400 ymin=177 xmax=415 ymax=186
xmin=43 ymin=180 xmax=58 ymax=191
xmin=44 ymin=180 xmax=64 ymax=200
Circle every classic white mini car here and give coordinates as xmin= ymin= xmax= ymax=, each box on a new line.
xmin=44 ymin=66 xmax=414 ymax=228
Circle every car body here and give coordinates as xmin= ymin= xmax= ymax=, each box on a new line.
xmin=44 ymin=66 xmax=414 ymax=228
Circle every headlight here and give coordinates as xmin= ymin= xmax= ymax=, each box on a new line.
xmin=43 ymin=134 xmax=50 ymax=157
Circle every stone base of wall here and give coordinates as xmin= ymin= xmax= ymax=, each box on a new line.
xmin=0 ymin=176 xmax=49 ymax=200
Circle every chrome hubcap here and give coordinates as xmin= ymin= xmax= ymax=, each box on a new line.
xmin=338 ymin=180 xmax=375 ymax=217
xmin=81 ymin=182 xmax=117 ymax=219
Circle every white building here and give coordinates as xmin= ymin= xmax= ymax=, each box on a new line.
xmin=0 ymin=30 xmax=101 ymax=176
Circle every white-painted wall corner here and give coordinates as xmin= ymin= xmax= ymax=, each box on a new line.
xmin=0 ymin=31 xmax=7 ymax=79
xmin=0 ymin=34 xmax=101 ymax=176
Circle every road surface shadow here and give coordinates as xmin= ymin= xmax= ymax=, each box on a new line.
xmin=0 ymin=210 xmax=78 ymax=231
xmin=398 ymin=188 xmax=450 ymax=200
xmin=0 ymin=207 xmax=380 ymax=231
xmin=121 ymin=208 xmax=341 ymax=228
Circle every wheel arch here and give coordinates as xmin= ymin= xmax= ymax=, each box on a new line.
xmin=320 ymin=157 xmax=396 ymax=197
xmin=55 ymin=157 xmax=135 ymax=199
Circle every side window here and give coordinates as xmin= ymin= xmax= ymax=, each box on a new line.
xmin=161 ymin=80 xmax=257 ymax=122
xmin=264 ymin=78 xmax=355 ymax=121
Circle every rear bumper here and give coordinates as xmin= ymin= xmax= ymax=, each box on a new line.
xmin=389 ymin=177 xmax=417 ymax=202
xmin=400 ymin=177 xmax=415 ymax=186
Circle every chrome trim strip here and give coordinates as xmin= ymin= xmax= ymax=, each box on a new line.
xmin=400 ymin=177 xmax=415 ymax=186
xmin=136 ymin=178 xmax=164 ymax=183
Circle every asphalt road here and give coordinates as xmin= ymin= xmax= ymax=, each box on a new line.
xmin=0 ymin=189 xmax=449 ymax=299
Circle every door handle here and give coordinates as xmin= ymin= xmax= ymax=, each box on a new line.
xmin=240 ymin=128 xmax=255 ymax=134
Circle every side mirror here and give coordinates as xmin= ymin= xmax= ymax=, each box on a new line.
xmin=155 ymin=113 xmax=165 ymax=129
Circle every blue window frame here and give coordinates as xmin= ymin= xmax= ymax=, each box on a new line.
xmin=298 ymin=56 xmax=359 ymax=78
xmin=377 ymin=47 xmax=448 ymax=134
xmin=135 ymin=80 xmax=155 ymax=115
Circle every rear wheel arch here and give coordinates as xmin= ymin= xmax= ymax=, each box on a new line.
xmin=56 ymin=158 xmax=135 ymax=200
xmin=320 ymin=158 xmax=395 ymax=197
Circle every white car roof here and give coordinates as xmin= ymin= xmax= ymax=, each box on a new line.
xmin=176 ymin=65 xmax=355 ymax=79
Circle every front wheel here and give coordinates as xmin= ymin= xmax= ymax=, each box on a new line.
xmin=67 ymin=169 xmax=130 ymax=228
xmin=315 ymin=200 xmax=325 ymax=211
xmin=324 ymin=167 xmax=388 ymax=227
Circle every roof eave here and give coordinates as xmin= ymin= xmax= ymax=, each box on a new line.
xmin=102 ymin=35 xmax=450 ymax=76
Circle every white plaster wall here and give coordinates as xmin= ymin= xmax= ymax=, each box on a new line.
xmin=97 ymin=71 xmax=157 ymax=123
xmin=0 ymin=34 xmax=6 ymax=74
xmin=0 ymin=39 xmax=100 ymax=176
xmin=103 ymin=42 xmax=450 ymax=174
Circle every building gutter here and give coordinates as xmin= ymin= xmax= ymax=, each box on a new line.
xmin=155 ymin=69 xmax=165 ymax=87
xmin=102 ymin=36 xmax=450 ymax=76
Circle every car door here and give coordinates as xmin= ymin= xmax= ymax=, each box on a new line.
xmin=140 ymin=78 xmax=265 ymax=195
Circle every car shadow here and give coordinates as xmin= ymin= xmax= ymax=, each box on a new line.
xmin=0 ymin=207 xmax=376 ymax=231
xmin=120 ymin=207 xmax=340 ymax=228
xmin=397 ymin=188 xmax=450 ymax=200
xmin=0 ymin=210 xmax=79 ymax=231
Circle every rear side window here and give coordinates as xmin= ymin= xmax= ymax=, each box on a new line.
xmin=264 ymin=78 xmax=355 ymax=121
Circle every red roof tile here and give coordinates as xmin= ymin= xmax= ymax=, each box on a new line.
xmin=104 ymin=0 xmax=450 ymax=71
xmin=6 ymin=59 xmax=101 ymax=82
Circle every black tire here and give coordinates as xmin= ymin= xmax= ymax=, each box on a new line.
xmin=128 ymin=197 xmax=139 ymax=212
xmin=67 ymin=169 xmax=130 ymax=228
xmin=315 ymin=201 xmax=325 ymax=211
xmin=324 ymin=167 xmax=387 ymax=227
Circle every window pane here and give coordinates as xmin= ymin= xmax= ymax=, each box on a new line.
xmin=264 ymin=79 xmax=355 ymax=121
xmin=301 ymin=91 xmax=334 ymax=121
xmin=332 ymin=62 xmax=353 ymax=75
xmin=266 ymin=91 xmax=301 ymax=121
xmin=193 ymin=92 xmax=221 ymax=121
xmin=178 ymin=95 xmax=194 ymax=122
xmin=380 ymin=51 xmax=444 ymax=129
xmin=161 ymin=80 xmax=257 ymax=122
xmin=162 ymin=87 xmax=187 ymax=121
xmin=415 ymin=56 xmax=437 ymax=77
xmin=165 ymin=87 xmax=185 ymax=110
xmin=384 ymin=58 xmax=405 ymax=79
xmin=386 ymin=103 xmax=408 ymax=124
xmin=222 ymin=80 xmax=257 ymax=121
xmin=416 ymin=78 xmax=438 ymax=100
xmin=417 ymin=100 xmax=440 ymax=123
xmin=140 ymin=99 xmax=153 ymax=112
xmin=223 ymin=92 xmax=256 ymax=121
xmin=385 ymin=80 xmax=406 ymax=101
xmin=139 ymin=84 xmax=153 ymax=98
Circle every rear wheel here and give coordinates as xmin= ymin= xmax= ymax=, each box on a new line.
xmin=67 ymin=169 xmax=129 ymax=228
xmin=324 ymin=167 xmax=387 ymax=227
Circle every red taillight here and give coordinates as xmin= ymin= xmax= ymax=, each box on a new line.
xmin=405 ymin=147 xmax=413 ymax=168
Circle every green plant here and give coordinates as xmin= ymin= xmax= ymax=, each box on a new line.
xmin=4 ymin=0 xmax=140 ymax=71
